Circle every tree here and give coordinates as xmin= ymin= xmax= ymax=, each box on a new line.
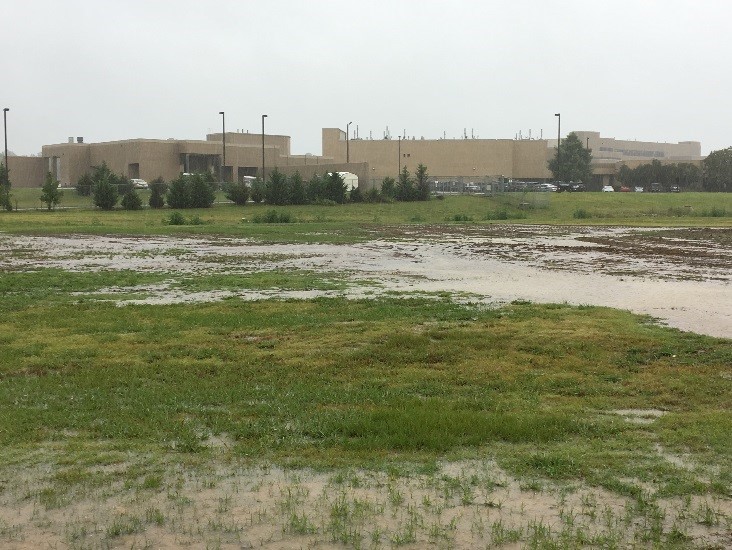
xmin=76 ymin=173 xmax=94 ymax=196
xmin=40 ymin=172 xmax=63 ymax=210
xmin=306 ymin=174 xmax=325 ymax=203
xmin=225 ymin=180 xmax=250 ymax=205
xmin=92 ymin=174 xmax=119 ymax=210
xmin=325 ymin=172 xmax=347 ymax=203
xmin=548 ymin=132 xmax=593 ymax=184
xmin=250 ymin=177 xmax=265 ymax=203
xmin=415 ymin=164 xmax=430 ymax=201
xmin=167 ymin=175 xmax=191 ymax=208
xmin=380 ymin=177 xmax=396 ymax=200
xmin=265 ymin=168 xmax=288 ymax=205
xmin=121 ymin=189 xmax=143 ymax=210
xmin=288 ymin=171 xmax=306 ymax=205
xmin=0 ymin=163 xmax=12 ymax=211
xmin=702 ymin=147 xmax=732 ymax=192
xmin=149 ymin=178 xmax=166 ymax=208
xmin=395 ymin=166 xmax=415 ymax=201
xmin=189 ymin=173 xmax=216 ymax=208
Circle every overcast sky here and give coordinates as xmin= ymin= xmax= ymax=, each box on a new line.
xmin=3 ymin=0 xmax=731 ymax=156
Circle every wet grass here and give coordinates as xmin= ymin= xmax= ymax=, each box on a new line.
xmin=1 ymin=191 xmax=730 ymax=241
xmin=1 ymin=290 xmax=729 ymax=495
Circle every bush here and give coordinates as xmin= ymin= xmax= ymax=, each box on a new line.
xmin=149 ymin=179 xmax=166 ymax=208
xmin=265 ymin=168 xmax=288 ymax=205
xmin=92 ymin=176 xmax=119 ymax=210
xmin=250 ymin=178 xmax=264 ymax=203
xmin=121 ymin=189 xmax=143 ymax=210
xmin=573 ymin=208 xmax=592 ymax=219
xmin=165 ymin=212 xmax=186 ymax=225
xmin=189 ymin=174 xmax=216 ymax=208
xmin=350 ymin=186 xmax=364 ymax=203
xmin=167 ymin=176 xmax=191 ymax=208
xmin=225 ymin=181 xmax=250 ymax=205
xmin=253 ymin=209 xmax=292 ymax=223
xmin=447 ymin=213 xmax=473 ymax=222
xmin=76 ymin=173 xmax=93 ymax=196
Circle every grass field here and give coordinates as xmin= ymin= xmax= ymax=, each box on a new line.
xmin=0 ymin=194 xmax=730 ymax=547
xmin=2 ymin=188 xmax=731 ymax=241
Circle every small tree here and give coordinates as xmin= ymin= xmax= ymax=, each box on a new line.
xmin=350 ymin=186 xmax=364 ymax=202
xmin=225 ymin=180 xmax=250 ymax=205
xmin=395 ymin=166 xmax=415 ymax=201
xmin=0 ymin=162 xmax=13 ymax=211
xmin=306 ymin=173 xmax=325 ymax=203
xmin=548 ymin=132 xmax=593 ymax=184
xmin=325 ymin=172 xmax=347 ymax=203
xmin=92 ymin=175 xmax=119 ymax=210
xmin=265 ymin=168 xmax=288 ymax=205
xmin=250 ymin=177 xmax=265 ymax=203
xmin=121 ymin=189 xmax=143 ymax=210
xmin=288 ymin=171 xmax=306 ymax=205
xmin=40 ymin=172 xmax=63 ymax=210
xmin=167 ymin=175 xmax=191 ymax=208
xmin=415 ymin=164 xmax=430 ymax=201
xmin=76 ymin=173 xmax=94 ymax=196
xmin=381 ymin=177 xmax=396 ymax=200
xmin=149 ymin=178 xmax=166 ymax=208
xmin=189 ymin=173 xmax=216 ymax=208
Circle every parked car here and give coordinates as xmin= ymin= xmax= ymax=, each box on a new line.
xmin=536 ymin=183 xmax=558 ymax=192
xmin=620 ymin=186 xmax=631 ymax=192
xmin=601 ymin=185 xmax=614 ymax=192
xmin=634 ymin=186 xmax=644 ymax=192
xmin=650 ymin=182 xmax=662 ymax=193
xmin=570 ymin=183 xmax=586 ymax=192
xmin=669 ymin=185 xmax=681 ymax=193
xmin=131 ymin=178 xmax=149 ymax=189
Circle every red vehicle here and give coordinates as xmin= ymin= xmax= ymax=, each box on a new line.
xmin=620 ymin=186 xmax=631 ymax=192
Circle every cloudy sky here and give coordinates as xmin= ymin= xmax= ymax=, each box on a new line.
xmin=3 ymin=0 xmax=731 ymax=156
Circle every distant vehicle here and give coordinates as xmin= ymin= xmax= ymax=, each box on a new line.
xmin=556 ymin=182 xmax=571 ymax=192
xmin=650 ymin=182 xmax=662 ymax=193
xmin=669 ymin=185 xmax=681 ymax=193
xmin=634 ymin=186 xmax=644 ymax=193
xmin=241 ymin=175 xmax=257 ymax=187
xmin=602 ymin=185 xmax=614 ymax=192
xmin=536 ymin=183 xmax=558 ymax=192
xmin=620 ymin=186 xmax=631 ymax=192
xmin=570 ymin=183 xmax=586 ymax=192
xmin=131 ymin=178 xmax=148 ymax=189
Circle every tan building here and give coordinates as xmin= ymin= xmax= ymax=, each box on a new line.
xmin=8 ymin=127 xmax=703 ymax=191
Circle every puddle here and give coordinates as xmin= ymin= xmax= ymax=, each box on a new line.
xmin=0 ymin=226 xmax=730 ymax=338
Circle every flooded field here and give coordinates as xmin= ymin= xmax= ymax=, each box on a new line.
xmin=2 ymin=225 xmax=730 ymax=337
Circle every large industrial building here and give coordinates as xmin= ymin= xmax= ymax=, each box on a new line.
xmin=6 ymin=127 xmax=703 ymax=190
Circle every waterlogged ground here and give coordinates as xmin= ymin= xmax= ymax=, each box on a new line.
xmin=1 ymin=225 xmax=731 ymax=548
xmin=1 ymin=225 xmax=729 ymax=337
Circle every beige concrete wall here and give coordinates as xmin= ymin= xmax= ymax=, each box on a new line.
xmin=3 ymin=156 xmax=46 ymax=188
xmin=574 ymin=130 xmax=701 ymax=162
xmin=323 ymin=128 xmax=553 ymax=181
xmin=207 ymin=133 xmax=291 ymax=156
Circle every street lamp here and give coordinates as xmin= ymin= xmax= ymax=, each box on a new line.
xmin=346 ymin=121 xmax=353 ymax=163
xmin=3 ymin=108 xmax=8 ymax=193
xmin=261 ymin=114 xmax=268 ymax=183
xmin=397 ymin=136 xmax=401 ymax=178
xmin=554 ymin=113 xmax=561 ymax=178
xmin=586 ymin=136 xmax=590 ymax=150
xmin=219 ymin=111 xmax=226 ymax=183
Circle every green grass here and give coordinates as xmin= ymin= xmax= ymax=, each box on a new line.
xmin=2 ymin=191 xmax=730 ymax=241
xmin=0 ymin=287 xmax=729 ymax=496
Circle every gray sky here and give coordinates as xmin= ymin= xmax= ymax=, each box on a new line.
xmin=3 ymin=0 xmax=731 ymax=156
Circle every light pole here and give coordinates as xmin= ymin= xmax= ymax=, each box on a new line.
xmin=554 ymin=113 xmax=561 ymax=179
xmin=219 ymin=111 xmax=226 ymax=183
xmin=261 ymin=114 xmax=268 ymax=183
xmin=397 ymin=136 xmax=401 ymax=178
xmin=346 ymin=121 xmax=352 ymax=163
xmin=2 ymin=108 xmax=8 ymax=193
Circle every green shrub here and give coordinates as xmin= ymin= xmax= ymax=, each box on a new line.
xmin=253 ymin=209 xmax=292 ymax=223
xmin=92 ymin=177 xmax=119 ymax=210
xmin=149 ymin=179 xmax=166 ymax=209
xmin=121 ymin=189 xmax=143 ymax=210
xmin=447 ymin=213 xmax=473 ymax=222
xmin=165 ymin=212 xmax=186 ymax=225
xmin=225 ymin=181 xmax=250 ymax=205
xmin=573 ymin=208 xmax=592 ymax=219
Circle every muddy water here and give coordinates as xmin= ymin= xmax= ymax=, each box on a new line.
xmin=1 ymin=226 xmax=729 ymax=338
